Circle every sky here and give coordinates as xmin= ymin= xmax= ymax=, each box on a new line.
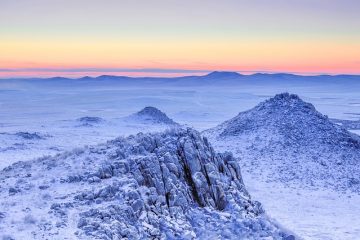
xmin=0 ymin=0 xmax=359 ymax=78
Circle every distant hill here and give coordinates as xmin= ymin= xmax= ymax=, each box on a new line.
xmin=204 ymin=93 xmax=360 ymax=192
xmin=201 ymin=71 xmax=243 ymax=79
xmin=126 ymin=106 xmax=179 ymax=125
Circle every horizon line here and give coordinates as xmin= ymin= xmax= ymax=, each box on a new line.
xmin=0 ymin=68 xmax=360 ymax=79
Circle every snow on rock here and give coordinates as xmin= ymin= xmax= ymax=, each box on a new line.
xmin=0 ymin=132 xmax=49 ymax=158
xmin=77 ymin=116 xmax=104 ymax=124
xmin=0 ymin=128 xmax=292 ymax=239
xmin=127 ymin=106 xmax=179 ymax=125
xmin=0 ymin=132 xmax=48 ymax=140
xmin=76 ymin=116 xmax=105 ymax=127
xmin=204 ymin=93 xmax=360 ymax=192
xmin=330 ymin=118 xmax=360 ymax=130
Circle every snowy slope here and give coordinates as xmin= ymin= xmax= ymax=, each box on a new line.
xmin=204 ymin=93 xmax=360 ymax=192
xmin=0 ymin=108 xmax=179 ymax=170
xmin=0 ymin=128 xmax=294 ymax=239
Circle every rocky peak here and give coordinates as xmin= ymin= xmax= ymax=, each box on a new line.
xmin=257 ymin=93 xmax=315 ymax=112
xmin=223 ymin=93 xmax=360 ymax=145
xmin=204 ymin=93 xmax=360 ymax=192
xmin=0 ymin=128 xmax=290 ymax=239
xmin=133 ymin=106 xmax=177 ymax=125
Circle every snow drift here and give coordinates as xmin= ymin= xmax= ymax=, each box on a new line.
xmin=0 ymin=128 xmax=292 ymax=239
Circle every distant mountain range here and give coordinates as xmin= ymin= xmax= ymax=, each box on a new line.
xmin=3 ymin=71 xmax=360 ymax=82
xmin=2 ymin=72 xmax=358 ymax=91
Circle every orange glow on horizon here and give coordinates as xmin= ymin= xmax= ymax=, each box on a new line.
xmin=1 ymin=37 xmax=359 ymax=77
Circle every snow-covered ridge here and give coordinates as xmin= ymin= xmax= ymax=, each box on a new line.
xmin=0 ymin=128 xmax=292 ymax=239
xmin=204 ymin=93 xmax=360 ymax=192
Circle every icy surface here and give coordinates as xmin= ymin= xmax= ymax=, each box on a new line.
xmin=243 ymin=175 xmax=360 ymax=240
xmin=0 ymin=128 xmax=291 ymax=239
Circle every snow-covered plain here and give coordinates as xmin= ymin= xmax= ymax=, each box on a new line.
xmin=1 ymin=72 xmax=360 ymax=239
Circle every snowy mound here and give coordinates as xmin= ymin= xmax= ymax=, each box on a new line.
xmin=204 ymin=93 xmax=360 ymax=192
xmin=15 ymin=132 xmax=46 ymax=140
xmin=0 ymin=131 xmax=47 ymax=140
xmin=128 ymin=106 xmax=178 ymax=125
xmin=76 ymin=116 xmax=105 ymax=127
xmin=77 ymin=116 xmax=104 ymax=124
xmin=0 ymin=129 xmax=291 ymax=239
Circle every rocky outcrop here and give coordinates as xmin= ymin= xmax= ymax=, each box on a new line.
xmin=0 ymin=128 xmax=291 ymax=239
xmin=216 ymin=93 xmax=360 ymax=148
xmin=204 ymin=93 xmax=360 ymax=192
xmin=129 ymin=106 xmax=178 ymax=125
xmin=76 ymin=116 xmax=105 ymax=127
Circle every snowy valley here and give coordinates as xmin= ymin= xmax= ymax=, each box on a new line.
xmin=1 ymin=73 xmax=360 ymax=239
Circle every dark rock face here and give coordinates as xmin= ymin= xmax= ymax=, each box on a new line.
xmin=0 ymin=128 xmax=290 ymax=239
xmin=135 ymin=129 xmax=247 ymax=211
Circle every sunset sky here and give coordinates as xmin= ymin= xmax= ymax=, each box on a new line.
xmin=0 ymin=0 xmax=359 ymax=78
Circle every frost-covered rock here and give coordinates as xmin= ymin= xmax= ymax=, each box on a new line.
xmin=128 ymin=106 xmax=179 ymax=125
xmin=0 ymin=131 xmax=47 ymax=140
xmin=0 ymin=128 xmax=292 ymax=239
xmin=77 ymin=116 xmax=104 ymax=123
xmin=330 ymin=118 xmax=360 ymax=130
xmin=76 ymin=116 xmax=105 ymax=127
xmin=15 ymin=132 xmax=45 ymax=140
xmin=204 ymin=93 xmax=360 ymax=192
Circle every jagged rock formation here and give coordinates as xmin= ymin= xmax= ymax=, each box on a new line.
xmin=0 ymin=128 xmax=291 ymax=239
xmin=128 ymin=106 xmax=178 ymax=125
xmin=204 ymin=93 xmax=360 ymax=192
